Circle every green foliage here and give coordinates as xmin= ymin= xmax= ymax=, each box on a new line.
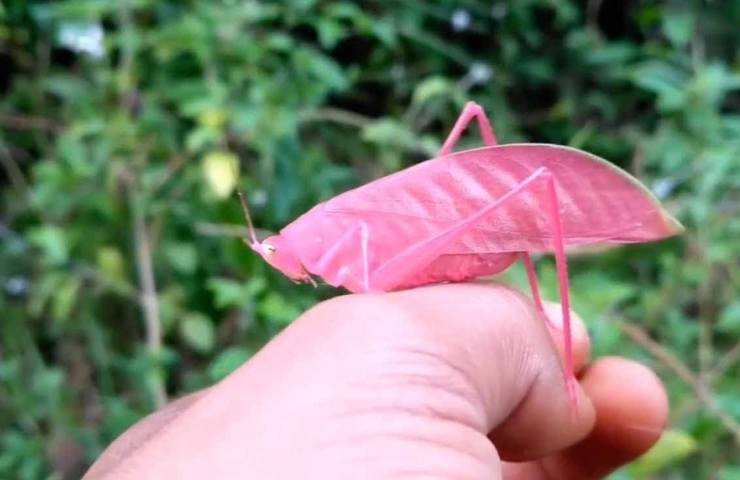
xmin=1 ymin=0 xmax=739 ymax=478
xmin=629 ymin=429 xmax=699 ymax=477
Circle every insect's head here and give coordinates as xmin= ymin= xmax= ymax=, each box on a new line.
xmin=238 ymin=192 xmax=312 ymax=284
xmin=250 ymin=234 xmax=308 ymax=281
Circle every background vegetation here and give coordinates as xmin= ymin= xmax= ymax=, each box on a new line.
xmin=1 ymin=0 xmax=739 ymax=478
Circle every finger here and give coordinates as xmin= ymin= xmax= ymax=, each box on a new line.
xmin=487 ymin=301 xmax=592 ymax=464
xmin=542 ymin=302 xmax=591 ymax=373
xmin=377 ymin=284 xmax=596 ymax=461
xmin=540 ymin=357 xmax=668 ymax=479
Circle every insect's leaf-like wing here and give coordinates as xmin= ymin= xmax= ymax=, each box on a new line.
xmin=322 ymin=143 xmax=683 ymax=254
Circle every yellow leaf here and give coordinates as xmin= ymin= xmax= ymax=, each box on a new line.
xmin=198 ymin=109 xmax=228 ymax=130
xmin=96 ymin=246 xmax=126 ymax=282
xmin=202 ymin=151 xmax=239 ymax=199
xmin=629 ymin=429 xmax=698 ymax=477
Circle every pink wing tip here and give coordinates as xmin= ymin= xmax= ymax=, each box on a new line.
xmin=660 ymin=209 xmax=685 ymax=238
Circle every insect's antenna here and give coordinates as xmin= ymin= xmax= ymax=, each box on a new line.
xmin=237 ymin=190 xmax=259 ymax=247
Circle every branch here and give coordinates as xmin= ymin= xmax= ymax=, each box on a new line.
xmin=0 ymin=113 xmax=61 ymax=133
xmin=614 ymin=317 xmax=740 ymax=444
xmin=709 ymin=342 xmax=740 ymax=384
xmin=297 ymin=108 xmax=371 ymax=128
xmin=0 ymin=138 xmax=29 ymax=191
xmin=586 ymin=0 xmax=605 ymax=36
xmin=129 ymin=182 xmax=167 ymax=408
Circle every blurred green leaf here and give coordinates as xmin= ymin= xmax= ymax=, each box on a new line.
xmin=179 ymin=313 xmax=216 ymax=354
xmin=631 ymin=61 xmax=690 ymax=112
xmin=207 ymin=277 xmax=264 ymax=309
xmin=28 ymin=226 xmax=69 ymax=266
xmin=412 ymin=76 xmax=454 ymax=105
xmin=258 ymin=292 xmax=301 ymax=327
xmin=662 ymin=10 xmax=694 ymax=47
xmin=718 ymin=302 xmax=740 ymax=334
xmin=361 ymin=118 xmax=432 ymax=155
xmin=208 ymin=347 xmax=253 ymax=382
xmin=164 ymin=242 xmax=198 ymax=275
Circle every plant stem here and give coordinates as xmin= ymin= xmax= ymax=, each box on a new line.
xmin=130 ymin=185 xmax=167 ymax=409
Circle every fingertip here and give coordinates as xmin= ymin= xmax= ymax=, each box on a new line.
xmin=544 ymin=357 xmax=668 ymax=479
xmin=580 ymin=357 xmax=668 ymax=453
xmin=491 ymin=373 xmax=596 ymax=462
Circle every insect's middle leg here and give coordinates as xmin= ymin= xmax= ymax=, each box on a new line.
xmin=521 ymin=252 xmax=556 ymax=329
xmin=438 ymin=101 xmax=497 ymax=155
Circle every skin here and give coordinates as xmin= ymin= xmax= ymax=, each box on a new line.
xmin=84 ymin=283 xmax=668 ymax=479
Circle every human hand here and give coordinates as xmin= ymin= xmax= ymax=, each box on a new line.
xmin=85 ymin=283 xmax=667 ymax=479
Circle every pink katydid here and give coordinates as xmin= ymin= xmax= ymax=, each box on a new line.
xmin=238 ymin=101 xmax=684 ymax=408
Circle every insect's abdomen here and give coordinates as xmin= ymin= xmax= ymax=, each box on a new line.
xmin=391 ymin=252 xmax=518 ymax=290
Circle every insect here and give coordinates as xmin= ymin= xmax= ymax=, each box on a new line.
xmin=238 ymin=102 xmax=683 ymax=407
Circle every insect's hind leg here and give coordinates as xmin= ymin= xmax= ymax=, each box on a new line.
xmin=369 ymin=167 xmax=549 ymax=291
xmin=542 ymin=174 xmax=578 ymax=411
xmin=367 ymin=168 xmax=578 ymax=409
xmin=439 ymin=101 xmax=497 ymax=155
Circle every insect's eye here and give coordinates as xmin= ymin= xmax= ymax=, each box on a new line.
xmin=262 ymin=243 xmax=276 ymax=255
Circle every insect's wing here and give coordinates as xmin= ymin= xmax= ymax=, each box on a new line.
xmin=314 ymin=143 xmax=682 ymax=254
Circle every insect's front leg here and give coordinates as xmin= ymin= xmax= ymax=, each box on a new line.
xmin=359 ymin=221 xmax=370 ymax=291
xmin=438 ymin=101 xmax=497 ymax=155
xmin=312 ymin=221 xmax=371 ymax=292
